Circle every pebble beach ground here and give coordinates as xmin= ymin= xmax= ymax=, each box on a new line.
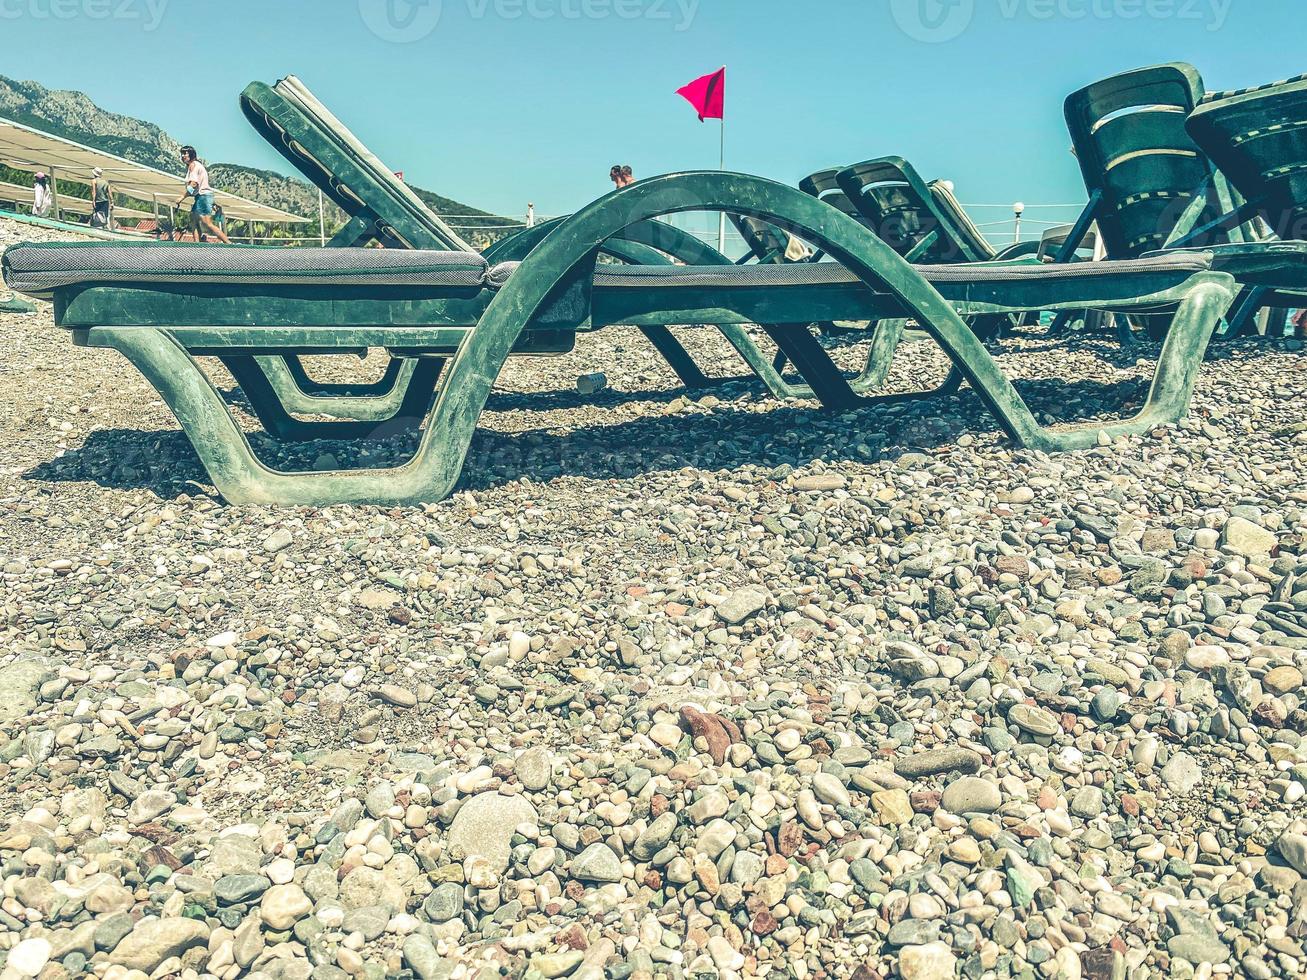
xmin=1 ymin=214 xmax=1307 ymax=980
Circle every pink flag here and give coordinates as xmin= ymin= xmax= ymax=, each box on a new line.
xmin=676 ymin=67 xmax=725 ymax=122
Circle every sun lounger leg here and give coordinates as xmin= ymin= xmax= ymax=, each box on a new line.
xmin=730 ymin=316 xmax=950 ymax=403
xmin=714 ymin=324 xmax=811 ymax=399
xmin=1048 ymin=310 xmax=1078 ymax=335
xmin=637 ymin=326 xmax=714 ymax=388
xmin=277 ymin=354 xmax=406 ymax=397
xmin=96 ymin=328 xmax=493 ymax=506
xmin=756 ymin=323 xmax=963 ymax=411
xmin=761 ymin=325 xmax=869 ymax=411
xmin=252 ymin=356 xmax=422 ymax=421
xmin=754 ymin=278 xmax=1230 ymax=447
xmin=220 ymin=355 xmax=442 ymax=442
xmin=1117 ymin=317 xmax=1138 ymax=347
xmin=844 ymin=314 xmax=986 ymax=397
xmin=1225 ymin=287 xmax=1268 ymax=338
xmin=850 ymin=318 xmax=906 ymax=391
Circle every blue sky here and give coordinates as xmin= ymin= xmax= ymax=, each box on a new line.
xmin=0 ymin=0 xmax=1300 ymax=226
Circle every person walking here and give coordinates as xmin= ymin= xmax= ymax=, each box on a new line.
xmin=91 ymin=168 xmax=112 ymax=228
xmin=31 ymin=172 xmax=51 ymax=217
xmin=175 ymin=145 xmax=230 ymax=244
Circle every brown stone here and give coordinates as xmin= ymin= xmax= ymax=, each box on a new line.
xmin=750 ymin=911 xmax=779 ymax=936
xmin=558 ymin=925 xmax=588 ymax=951
xmin=777 ymin=821 xmax=804 ymax=857
xmin=679 ymin=706 xmax=741 ymax=767
xmin=994 ymin=556 xmax=1031 ymax=580
xmin=910 ymin=791 xmax=941 ymax=813
xmin=143 ymin=845 xmax=182 ymax=871
xmin=1081 ymin=946 xmax=1122 ymax=980
xmin=1253 ymin=699 xmax=1286 ymax=728
xmin=693 ymin=855 xmax=719 ymax=895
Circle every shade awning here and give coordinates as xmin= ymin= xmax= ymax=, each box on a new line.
xmin=0 ymin=179 xmax=154 ymax=220
xmin=0 ymin=115 xmax=308 ymax=223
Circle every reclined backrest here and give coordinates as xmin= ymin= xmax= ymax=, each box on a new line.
xmin=928 ymin=180 xmax=998 ymax=262
xmin=1064 ymin=62 xmax=1246 ymax=257
xmin=1187 ymin=75 xmax=1307 ymax=242
xmin=1037 ymin=222 xmax=1100 ymax=262
xmin=798 ymin=169 xmax=866 ymax=224
xmin=727 ymin=170 xmax=865 ymax=264
xmin=729 ymin=215 xmax=792 ymax=262
xmin=240 ymin=76 xmax=473 ymax=252
xmin=831 ymin=157 xmax=993 ymax=262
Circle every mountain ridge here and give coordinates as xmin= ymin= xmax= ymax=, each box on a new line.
xmin=0 ymin=73 xmax=503 ymax=232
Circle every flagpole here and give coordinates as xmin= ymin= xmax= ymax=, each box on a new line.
xmin=717 ymin=115 xmax=726 ymax=255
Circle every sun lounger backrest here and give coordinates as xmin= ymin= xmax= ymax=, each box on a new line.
xmin=1065 ymin=62 xmax=1241 ymax=258
xmin=831 ymin=157 xmax=992 ymax=262
xmin=1187 ymin=76 xmax=1307 ymax=241
xmin=928 ymin=181 xmax=997 ymax=261
xmin=729 ymin=215 xmax=792 ymax=262
xmin=797 ymin=169 xmax=865 ymax=223
xmin=240 ymin=77 xmax=473 ymax=253
xmin=1037 ymin=222 xmax=1099 ymax=262
xmin=276 ymin=76 xmax=474 ymax=252
xmin=727 ymin=169 xmax=856 ymax=264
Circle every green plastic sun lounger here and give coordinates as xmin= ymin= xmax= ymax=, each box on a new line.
xmin=483 ymin=189 xmax=861 ymax=404
xmin=241 ymin=76 xmax=800 ymax=401
xmin=730 ymin=165 xmax=982 ymax=392
xmin=3 ymin=172 xmax=1237 ymax=508
xmin=821 ymin=158 xmax=1040 ymax=265
xmin=1063 ymin=64 xmax=1247 ymax=258
xmin=730 ymin=215 xmax=799 ymax=265
xmin=789 ymin=159 xmax=1044 ymax=388
xmin=1178 ymin=73 xmax=1307 ymax=321
xmin=1058 ymin=62 xmax=1301 ymax=337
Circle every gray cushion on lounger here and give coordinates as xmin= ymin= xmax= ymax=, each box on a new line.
xmin=583 ymin=252 xmax=1212 ymax=288
xmin=2 ymin=242 xmax=488 ymax=301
